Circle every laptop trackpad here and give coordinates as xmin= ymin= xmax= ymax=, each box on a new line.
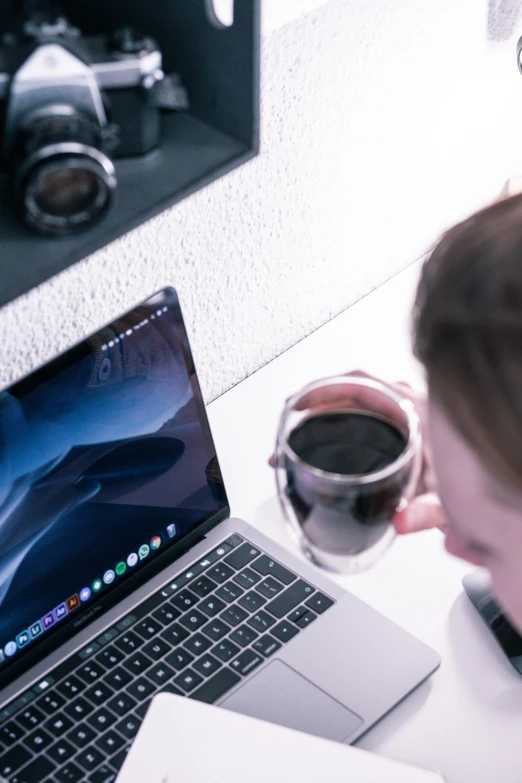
xmin=220 ymin=660 xmax=362 ymax=742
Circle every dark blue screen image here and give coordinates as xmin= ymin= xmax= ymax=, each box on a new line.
xmin=0 ymin=288 xmax=227 ymax=672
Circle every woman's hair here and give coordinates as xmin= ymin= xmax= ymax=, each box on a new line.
xmin=413 ymin=193 xmax=522 ymax=490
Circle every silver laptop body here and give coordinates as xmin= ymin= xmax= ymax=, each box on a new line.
xmin=0 ymin=288 xmax=440 ymax=782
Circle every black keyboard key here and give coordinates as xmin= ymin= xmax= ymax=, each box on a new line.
xmin=135 ymin=699 xmax=153 ymax=720
xmin=220 ymin=605 xmax=248 ymax=627
xmin=296 ymin=610 xmax=317 ymax=628
xmin=87 ymin=707 xmax=117 ymax=732
xmin=91 ymin=765 xmax=118 ymax=783
xmin=207 ymin=562 xmax=235 ymax=584
xmin=16 ymin=705 xmax=45 ymax=731
xmin=253 ymin=635 xmax=282 ymax=658
xmin=288 ymin=606 xmax=308 ymax=623
xmin=271 ymin=620 xmax=300 ymax=643
xmin=64 ymin=696 xmax=94 ymax=721
xmin=143 ymin=638 xmax=171 ymax=660
xmin=190 ymin=668 xmax=241 ymax=704
xmin=111 ymin=744 xmax=132 ymax=772
xmin=55 ymin=762 xmax=84 ymax=782
xmin=158 ymin=683 xmax=183 ymax=698
xmin=10 ymin=755 xmax=56 ymax=783
xmin=85 ymin=681 xmax=114 ymax=706
xmin=225 ymin=533 xmax=245 ymax=548
xmin=152 ymin=604 xmax=180 ymax=626
xmin=134 ymin=618 xmax=163 ymax=640
xmin=128 ymin=677 xmax=156 ymax=701
xmin=47 ymin=737 xmax=75 ymax=763
xmin=230 ymin=649 xmax=264 ymax=676
xmin=266 ymin=580 xmax=315 ymax=618
xmin=215 ymin=581 xmax=244 ymax=603
xmin=0 ymin=721 xmax=23 ymax=746
xmin=97 ymin=645 xmax=124 ymax=669
xmin=56 ymin=675 xmax=85 ymax=699
xmin=199 ymin=596 xmax=227 ymax=617
xmin=104 ymin=666 xmax=132 ymax=689
xmin=0 ymin=744 xmax=31 ymax=776
xmin=123 ymin=651 xmax=153 ymax=676
xmin=45 ymin=713 xmax=73 ymax=738
xmin=305 ymin=592 xmax=334 ymax=614
xmin=183 ymin=632 xmax=212 ymax=656
xmin=98 ymin=729 xmax=125 ymax=755
xmin=25 ymin=726 xmax=53 ymax=752
xmin=147 ymin=661 xmax=175 ymax=686
xmin=212 ymin=639 xmax=241 ymax=662
xmin=161 ymin=622 xmax=190 ymax=646
xmin=247 ymin=610 xmax=276 ymax=633
xmin=201 ymin=618 xmax=230 ymax=641
xmin=224 ymin=543 xmax=261 ymax=570
xmin=239 ymin=591 xmax=266 ymax=613
xmin=116 ymin=714 xmax=142 ymax=740
xmin=173 ymin=669 xmax=204 ymax=692
xmin=77 ymin=660 xmax=106 ymax=684
xmin=233 ymin=567 xmax=262 ymax=589
xmin=114 ymin=631 xmax=143 ymax=655
xmin=172 ymin=589 xmax=200 ymax=612
xmin=67 ymin=722 xmax=96 ymax=749
xmin=75 ymin=746 xmax=105 ymax=772
xmin=36 ymin=689 xmax=65 ymax=714
xmin=256 ymin=576 xmax=284 ymax=598
xmin=230 ymin=624 xmax=258 ymax=648
xmin=191 ymin=575 xmax=217 ymax=597
xmin=166 ymin=648 xmax=195 ymax=671
xmin=251 ymin=555 xmax=297 ymax=585
xmin=107 ymin=692 xmax=137 ymax=717
xmin=193 ymin=654 xmax=222 ymax=677
xmin=179 ymin=609 xmax=207 ymax=632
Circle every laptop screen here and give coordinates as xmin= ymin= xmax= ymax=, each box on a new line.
xmin=0 ymin=287 xmax=227 ymax=675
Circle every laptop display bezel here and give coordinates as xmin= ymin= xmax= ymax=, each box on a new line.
xmin=0 ymin=286 xmax=231 ymax=689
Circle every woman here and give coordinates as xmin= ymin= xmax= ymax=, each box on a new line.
xmin=391 ymin=193 xmax=522 ymax=635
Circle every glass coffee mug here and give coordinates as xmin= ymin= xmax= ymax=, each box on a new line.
xmin=274 ymin=375 xmax=422 ymax=573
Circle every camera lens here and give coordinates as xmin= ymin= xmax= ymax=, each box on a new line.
xmin=13 ymin=107 xmax=117 ymax=235
xmin=24 ymin=154 xmax=114 ymax=233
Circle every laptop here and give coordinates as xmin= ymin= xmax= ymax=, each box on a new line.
xmin=0 ymin=287 xmax=440 ymax=783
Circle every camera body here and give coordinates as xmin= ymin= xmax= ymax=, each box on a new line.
xmin=0 ymin=14 xmax=184 ymax=235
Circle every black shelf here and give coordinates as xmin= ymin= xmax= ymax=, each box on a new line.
xmin=0 ymin=0 xmax=260 ymax=307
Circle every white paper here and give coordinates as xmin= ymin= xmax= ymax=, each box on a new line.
xmin=117 ymin=693 xmax=445 ymax=783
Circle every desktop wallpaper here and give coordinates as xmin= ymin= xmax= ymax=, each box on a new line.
xmin=0 ymin=289 xmax=227 ymax=668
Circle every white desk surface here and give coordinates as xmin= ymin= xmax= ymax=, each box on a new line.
xmin=206 ymin=261 xmax=522 ymax=783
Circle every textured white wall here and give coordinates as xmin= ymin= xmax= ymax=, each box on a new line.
xmin=1 ymin=0 xmax=522 ymax=401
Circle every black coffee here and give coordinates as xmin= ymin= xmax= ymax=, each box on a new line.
xmin=286 ymin=411 xmax=409 ymax=555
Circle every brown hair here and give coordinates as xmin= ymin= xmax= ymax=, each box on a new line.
xmin=413 ymin=193 xmax=522 ymax=490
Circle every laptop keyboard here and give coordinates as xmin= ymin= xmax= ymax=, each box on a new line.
xmin=0 ymin=534 xmax=334 ymax=783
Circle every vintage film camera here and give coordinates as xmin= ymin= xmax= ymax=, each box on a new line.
xmin=0 ymin=11 xmax=188 ymax=235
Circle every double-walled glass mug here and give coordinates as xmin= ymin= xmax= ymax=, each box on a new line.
xmin=274 ymin=376 xmax=422 ymax=573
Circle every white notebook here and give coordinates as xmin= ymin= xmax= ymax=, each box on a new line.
xmin=117 ymin=693 xmax=445 ymax=783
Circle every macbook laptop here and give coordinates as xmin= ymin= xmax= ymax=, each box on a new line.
xmin=0 ymin=287 xmax=440 ymax=783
